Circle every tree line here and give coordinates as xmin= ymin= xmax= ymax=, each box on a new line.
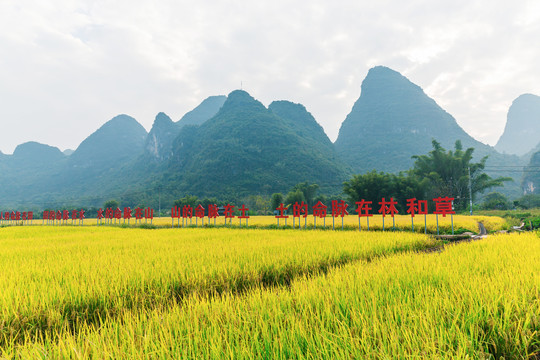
xmin=100 ymin=140 xmax=514 ymax=215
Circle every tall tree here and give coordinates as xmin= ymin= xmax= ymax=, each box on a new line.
xmin=174 ymin=195 xmax=199 ymax=208
xmin=343 ymin=171 xmax=427 ymax=212
xmin=104 ymin=199 xmax=119 ymax=209
xmin=411 ymin=140 xmax=511 ymax=210
xmin=292 ymin=182 xmax=319 ymax=209
xmin=285 ymin=189 xmax=305 ymax=207
xmin=270 ymin=193 xmax=284 ymax=212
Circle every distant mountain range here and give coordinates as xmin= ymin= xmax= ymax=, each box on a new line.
xmin=166 ymin=90 xmax=350 ymax=198
xmin=1 ymin=66 xmax=538 ymax=209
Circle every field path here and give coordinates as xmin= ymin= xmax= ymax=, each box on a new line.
xmin=473 ymin=222 xmax=488 ymax=239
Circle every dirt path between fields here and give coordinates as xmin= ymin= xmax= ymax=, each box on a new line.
xmin=472 ymin=222 xmax=488 ymax=239
xmin=421 ymin=222 xmax=487 ymax=254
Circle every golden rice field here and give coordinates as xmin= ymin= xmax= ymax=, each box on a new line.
xmin=0 ymin=227 xmax=434 ymax=354
xmin=10 ymin=214 xmax=507 ymax=234
xmin=118 ymin=214 xmax=506 ymax=234
xmin=1 ymin=225 xmax=538 ymax=358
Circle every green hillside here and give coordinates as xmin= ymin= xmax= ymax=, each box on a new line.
xmin=335 ymin=66 xmax=524 ymax=198
xmin=166 ymin=90 xmax=350 ymax=198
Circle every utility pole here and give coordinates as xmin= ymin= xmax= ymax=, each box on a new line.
xmin=158 ymin=185 xmax=161 ymax=217
xmin=468 ymin=167 xmax=473 ymax=215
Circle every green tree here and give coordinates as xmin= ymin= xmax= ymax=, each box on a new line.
xmin=481 ymin=192 xmax=510 ymax=210
xmin=411 ymin=140 xmax=511 ymax=210
xmin=292 ymin=182 xmax=319 ymax=209
xmin=515 ymin=194 xmax=540 ymax=209
xmin=104 ymin=199 xmax=119 ymax=209
xmin=270 ymin=193 xmax=284 ymax=212
xmin=343 ymin=171 xmax=427 ymax=212
xmin=285 ymin=189 xmax=305 ymax=207
xmin=200 ymin=197 xmax=219 ymax=208
xmin=244 ymin=195 xmax=271 ymax=215
xmin=522 ymin=150 xmax=540 ymax=194
xmin=174 ymin=195 xmax=199 ymax=208
xmin=313 ymin=194 xmax=328 ymax=207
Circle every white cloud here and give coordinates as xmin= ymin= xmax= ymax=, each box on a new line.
xmin=0 ymin=0 xmax=539 ymax=153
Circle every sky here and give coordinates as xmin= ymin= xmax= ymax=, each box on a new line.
xmin=1 ymin=0 xmax=539 ymax=154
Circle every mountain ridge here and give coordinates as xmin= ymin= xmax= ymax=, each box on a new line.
xmin=0 ymin=67 xmax=535 ymax=208
xmin=495 ymin=93 xmax=540 ymax=156
xmin=167 ymin=90 xmax=351 ymax=198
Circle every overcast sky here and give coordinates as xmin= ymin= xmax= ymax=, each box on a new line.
xmin=1 ymin=0 xmax=539 ymax=154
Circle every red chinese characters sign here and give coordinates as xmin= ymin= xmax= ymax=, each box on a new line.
xmin=2 ymin=196 xmax=458 ymax=233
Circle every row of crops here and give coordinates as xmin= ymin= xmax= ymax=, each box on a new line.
xmin=0 ymin=222 xmax=538 ymax=358
xmin=2 ymin=214 xmax=508 ymax=234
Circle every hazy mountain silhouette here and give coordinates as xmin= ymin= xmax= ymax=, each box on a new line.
xmin=177 ymin=95 xmax=227 ymax=127
xmin=69 ymin=114 xmax=147 ymax=171
xmin=13 ymin=141 xmax=65 ymax=165
xmin=495 ymin=94 xmax=540 ymax=156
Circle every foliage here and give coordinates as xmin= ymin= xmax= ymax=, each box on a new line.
xmin=411 ymin=140 xmax=511 ymax=210
xmin=270 ymin=193 xmax=284 ymax=211
xmin=243 ymin=195 xmax=270 ymax=215
xmin=292 ymin=181 xmax=319 ymax=209
xmin=313 ymin=194 xmax=328 ymax=207
xmin=167 ymin=90 xmax=351 ymax=199
xmin=522 ymin=151 xmax=540 ymax=195
xmin=284 ymin=189 xmax=305 ymax=207
xmin=514 ymin=194 xmax=540 ymax=209
xmin=173 ymin=195 xmax=199 ymax=208
xmin=481 ymin=192 xmax=511 ymax=210
xmin=343 ymin=170 xmax=428 ymax=212
xmin=103 ymin=199 xmax=119 ymax=209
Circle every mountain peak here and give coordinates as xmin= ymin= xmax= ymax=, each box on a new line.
xmin=335 ymin=66 xmax=488 ymax=174
xmin=515 ymin=93 xmax=540 ymax=102
xmin=13 ymin=141 xmax=65 ymax=161
xmin=224 ymin=90 xmax=258 ymax=106
xmin=178 ymin=95 xmax=226 ymax=127
xmin=366 ymin=65 xmax=403 ymax=77
xmin=219 ymin=90 xmax=267 ymax=115
xmin=495 ymin=93 xmax=540 ymax=156
xmin=269 ymin=100 xmax=334 ymax=150
xmin=102 ymin=114 xmax=145 ymax=130
xmin=360 ymin=66 xmax=424 ymax=102
xmin=155 ymin=112 xmax=173 ymax=125
xmin=227 ymin=89 xmax=252 ymax=99
xmin=145 ymin=112 xmax=179 ymax=161
xmin=70 ymin=114 xmax=147 ymax=168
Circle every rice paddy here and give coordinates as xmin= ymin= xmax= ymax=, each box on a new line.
xmin=0 ymin=219 xmax=537 ymax=358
